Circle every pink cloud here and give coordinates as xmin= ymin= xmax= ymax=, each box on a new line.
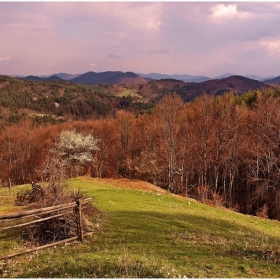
xmin=0 ymin=56 xmax=11 ymax=62
xmin=260 ymin=39 xmax=280 ymax=57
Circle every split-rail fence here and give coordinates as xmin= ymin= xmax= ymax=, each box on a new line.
xmin=0 ymin=197 xmax=93 ymax=260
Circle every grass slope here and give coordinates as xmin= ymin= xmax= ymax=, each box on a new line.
xmin=1 ymin=177 xmax=280 ymax=278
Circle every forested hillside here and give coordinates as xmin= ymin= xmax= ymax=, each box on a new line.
xmin=2 ymin=86 xmax=280 ymax=221
xmin=0 ymin=75 xmax=153 ymax=124
xmin=0 ymin=75 xmax=271 ymax=125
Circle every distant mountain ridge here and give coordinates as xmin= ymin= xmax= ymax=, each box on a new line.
xmin=18 ymin=71 xmax=147 ymax=85
xmin=21 ymin=75 xmax=64 ymax=82
xmin=52 ymin=73 xmax=81 ymax=80
xmin=71 ymin=71 xmax=147 ymax=85
xmin=138 ymin=73 xmax=276 ymax=82
xmin=137 ymin=72 xmax=211 ymax=83
xmin=14 ymin=71 xmax=277 ymax=85
xmin=263 ymin=76 xmax=280 ymax=84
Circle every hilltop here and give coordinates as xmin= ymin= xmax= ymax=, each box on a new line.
xmin=179 ymin=75 xmax=270 ymax=101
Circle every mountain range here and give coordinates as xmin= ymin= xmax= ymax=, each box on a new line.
xmin=14 ymin=71 xmax=279 ymax=85
xmin=139 ymin=73 xmax=277 ymax=83
xmin=0 ymin=72 xmax=278 ymax=124
xmin=138 ymin=75 xmax=271 ymax=102
xmin=17 ymin=71 xmax=147 ymax=85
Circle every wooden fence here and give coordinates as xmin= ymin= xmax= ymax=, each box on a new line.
xmin=0 ymin=197 xmax=93 ymax=260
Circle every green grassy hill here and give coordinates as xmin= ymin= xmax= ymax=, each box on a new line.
xmin=1 ymin=177 xmax=280 ymax=278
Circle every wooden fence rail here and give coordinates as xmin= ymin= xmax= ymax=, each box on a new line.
xmin=0 ymin=197 xmax=93 ymax=260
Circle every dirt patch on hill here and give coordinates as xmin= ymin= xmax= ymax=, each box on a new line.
xmin=80 ymin=176 xmax=168 ymax=194
xmin=0 ymin=81 xmax=9 ymax=89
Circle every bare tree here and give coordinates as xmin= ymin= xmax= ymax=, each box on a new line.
xmin=155 ymin=93 xmax=185 ymax=192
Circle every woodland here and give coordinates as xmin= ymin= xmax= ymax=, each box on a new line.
xmin=1 ymin=76 xmax=280 ymax=221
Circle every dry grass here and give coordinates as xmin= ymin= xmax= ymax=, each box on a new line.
xmin=80 ymin=176 xmax=168 ymax=194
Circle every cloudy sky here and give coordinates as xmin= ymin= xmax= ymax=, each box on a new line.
xmin=1 ymin=1 xmax=280 ymax=77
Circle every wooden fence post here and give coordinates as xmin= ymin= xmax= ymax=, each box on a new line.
xmin=8 ymin=178 xmax=11 ymax=196
xmin=76 ymin=199 xmax=84 ymax=242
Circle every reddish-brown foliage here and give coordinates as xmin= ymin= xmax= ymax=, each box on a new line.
xmin=2 ymin=91 xmax=280 ymax=221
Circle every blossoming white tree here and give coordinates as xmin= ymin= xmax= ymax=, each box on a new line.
xmin=51 ymin=129 xmax=99 ymax=177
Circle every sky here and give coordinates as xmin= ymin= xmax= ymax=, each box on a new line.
xmin=1 ymin=1 xmax=280 ymax=77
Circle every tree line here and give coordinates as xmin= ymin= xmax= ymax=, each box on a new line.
xmin=1 ymin=87 xmax=280 ymax=220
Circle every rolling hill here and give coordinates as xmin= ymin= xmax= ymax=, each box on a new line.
xmin=18 ymin=75 xmax=63 ymax=82
xmin=178 ymin=75 xmax=270 ymax=101
xmin=19 ymin=75 xmax=45 ymax=82
xmin=71 ymin=71 xmax=147 ymax=85
xmin=1 ymin=177 xmax=280 ymax=277
xmin=138 ymin=75 xmax=271 ymax=102
xmin=0 ymin=74 xmax=273 ymax=124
